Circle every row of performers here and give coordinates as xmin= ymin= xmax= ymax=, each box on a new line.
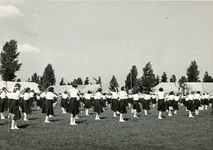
xmin=0 ymin=84 xmax=213 ymax=128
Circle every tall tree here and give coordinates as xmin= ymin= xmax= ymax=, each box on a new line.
xmin=203 ymin=71 xmax=213 ymax=82
xmin=170 ymin=74 xmax=176 ymax=83
xmin=109 ymin=75 xmax=119 ymax=91
xmin=125 ymin=65 xmax=138 ymax=91
xmin=186 ymin=60 xmax=200 ymax=82
xmin=155 ymin=75 xmax=160 ymax=86
xmin=76 ymin=77 xmax=83 ymax=85
xmin=141 ymin=62 xmax=158 ymax=92
xmin=84 ymin=77 xmax=89 ymax=85
xmin=31 ymin=72 xmax=40 ymax=83
xmin=41 ymin=64 xmax=56 ymax=90
xmin=0 ymin=39 xmax=22 ymax=81
xmin=161 ymin=72 xmax=168 ymax=82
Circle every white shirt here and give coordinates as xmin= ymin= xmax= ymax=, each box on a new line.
xmin=168 ymin=95 xmax=175 ymax=100
xmin=69 ymin=88 xmax=79 ymax=98
xmin=0 ymin=91 xmax=7 ymax=99
xmin=174 ymin=96 xmax=180 ymax=101
xmin=46 ymin=92 xmax=56 ymax=100
xmin=194 ymin=93 xmax=201 ymax=100
xmin=23 ymin=93 xmax=30 ymax=100
xmin=118 ymin=91 xmax=127 ymax=100
xmin=29 ymin=92 xmax=34 ymax=98
xmin=12 ymin=90 xmax=21 ymax=100
xmin=144 ymin=94 xmax=151 ymax=100
xmin=7 ymin=91 xmax=13 ymax=99
xmin=84 ymin=93 xmax=92 ymax=99
xmin=187 ymin=94 xmax=194 ymax=100
xmin=132 ymin=94 xmax=139 ymax=101
xmin=62 ymin=93 xmax=69 ymax=99
xmin=111 ymin=92 xmax=118 ymax=99
xmin=156 ymin=91 xmax=165 ymax=100
xmin=94 ymin=92 xmax=103 ymax=99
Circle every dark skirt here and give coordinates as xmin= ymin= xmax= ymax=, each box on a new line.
xmin=111 ymin=99 xmax=119 ymax=112
xmin=0 ymin=98 xmax=7 ymax=112
xmin=193 ymin=99 xmax=201 ymax=110
xmin=133 ymin=101 xmax=141 ymax=112
xmin=187 ymin=100 xmax=194 ymax=111
xmin=128 ymin=98 xmax=133 ymax=104
xmin=94 ymin=99 xmax=103 ymax=114
xmin=166 ymin=100 xmax=174 ymax=110
xmin=36 ymin=100 xmax=41 ymax=107
xmin=9 ymin=99 xmax=21 ymax=121
xmin=142 ymin=100 xmax=150 ymax=110
xmin=101 ymin=99 xmax=107 ymax=107
xmin=157 ymin=99 xmax=165 ymax=112
xmin=203 ymin=98 xmax=209 ymax=105
xmin=61 ymin=98 xmax=68 ymax=108
xmin=7 ymin=99 xmax=11 ymax=111
xmin=84 ymin=99 xmax=92 ymax=109
xmin=106 ymin=98 xmax=111 ymax=104
xmin=29 ymin=97 xmax=34 ymax=107
xmin=40 ymin=98 xmax=46 ymax=108
xmin=201 ymin=99 xmax=205 ymax=105
xmin=42 ymin=99 xmax=54 ymax=116
xmin=22 ymin=100 xmax=32 ymax=114
xmin=118 ymin=99 xmax=127 ymax=114
xmin=152 ymin=98 xmax=156 ymax=104
xmin=66 ymin=98 xmax=79 ymax=117
xmin=173 ymin=101 xmax=179 ymax=110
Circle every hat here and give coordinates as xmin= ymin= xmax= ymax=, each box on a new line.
xmin=159 ymin=87 xmax=164 ymax=92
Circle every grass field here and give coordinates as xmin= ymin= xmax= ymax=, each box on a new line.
xmin=0 ymin=103 xmax=212 ymax=150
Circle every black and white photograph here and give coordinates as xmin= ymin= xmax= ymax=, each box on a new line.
xmin=0 ymin=0 xmax=213 ymax=150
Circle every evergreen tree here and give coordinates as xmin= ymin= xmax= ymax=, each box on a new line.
xmin=170 ymin=74 xmax=176 ymax=83
xmin=141 ymin=62 xmax=157 ymax=92
xmin=186 ymin=60 xmax=200 ymax=82
xmin=155 ymin=75 xmax=160 ymax=86
xmin=125 ymin=65 xmax=138 ymax=91
xmin=203 ymin=71 xmax=213 ymax=82
xmin=76 ymin=77 xmax=83 ymax=85
xmin=31 ymin=73 xmax=40 ymax=83
xmin=109 ymin=75 xmax=119 ymax=91
xmin=161 ymin=72 xmax=168 ymax=82
xmin=0 ymin=39 xmax=22 ymax=81
xmin=41 ymin=64 xmax=56 ymax=89
xmin=84 ymin=77 xmax=89 ymax=85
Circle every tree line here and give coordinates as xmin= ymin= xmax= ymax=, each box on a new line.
xmin=1 ymin=39 xmax=213 ymax=92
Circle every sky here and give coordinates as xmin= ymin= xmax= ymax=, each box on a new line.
xmin=0 ymin=0 xmax=213 ymax=86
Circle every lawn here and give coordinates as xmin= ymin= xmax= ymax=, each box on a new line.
xmin=0 ymin=103 xmax=212 ymax=150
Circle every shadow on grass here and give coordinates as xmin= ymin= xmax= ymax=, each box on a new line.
xmin=50 ymin=119 xmax=61 ymax=122
xmin=124 ymin=118 xmax=131 ymax=121
xmin=76 ymin=120 xmax=87 ymax=124
xmin=18 ymin=124 xmax=29 ymax=128
xmin=0 ymin=122 xmax=5 ymax=125
xmin=89 ymin=113 xmax=95 ymax=115
xmin=100 ymin=117 xmax=107 ymax=119
xmin=28 ymin=117 xmax=38 ymax=120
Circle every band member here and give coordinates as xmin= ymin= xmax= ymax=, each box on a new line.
xmin=42 ymin=87 xmax=57 ymax=123
xmin=10 ymin=83 xmax=22 ymax=129
xmin=118 ymin=86 xmax=128 ymax=122
xmin=156 ymin=87 xmax=165 ymax=119
xmin=0 ymin=87 xmax=10 ymax=119
xmin=93 ymin=88 xmax=104 ymax=120
xmin=67 ymin=84 xmax=80 ymax=125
